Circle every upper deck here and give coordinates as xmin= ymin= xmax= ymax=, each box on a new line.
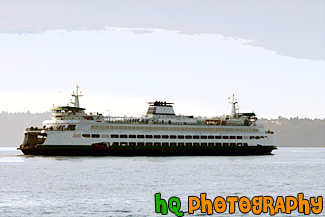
xmin=43 ymin=87 xmax=261 ymax=129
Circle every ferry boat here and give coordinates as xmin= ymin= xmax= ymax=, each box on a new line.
xmin=18 ymin=86 xmax=277 ymax=156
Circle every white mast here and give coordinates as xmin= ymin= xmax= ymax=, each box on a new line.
xmin=71 ymin=85 xmax=83 ymax=108
xmin=229 ymin=93 xmax=238 ymax=119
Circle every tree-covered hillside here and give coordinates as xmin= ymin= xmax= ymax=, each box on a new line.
xmin=0 ymin=112 xmax=324 ymax=147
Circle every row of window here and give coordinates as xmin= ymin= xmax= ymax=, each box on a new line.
xmin=76 ymin=134 xmax=101 ymax=138
xmin=111 ymin=134 xmax=247 ymax=139
xmin=109 ymin=142 xmax=249 ymax=147
xmin=74 ymin=134 xmax=266 ymax=140
xmin=90 ymin=125 xmax=259 ymax=132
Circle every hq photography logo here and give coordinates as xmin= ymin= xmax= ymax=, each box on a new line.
xmin=154 ymin=193 xmax=323 ymax=216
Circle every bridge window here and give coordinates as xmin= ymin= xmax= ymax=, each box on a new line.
xmin=68 ymin=125 xmax=76 ymax=130
xmin=154 ymin=135 xmax=161 ymax=139
xmin=137 ymin=135 xmax=144 ymax=139
xmin=185 ymin=135 xmax=192 ymax=139
xmin=91 ymin=134 xmax=100 ymax=138
xmin=111 ymin=134 xmax=119 ymax=138
xmin=146 ymin=135 xmax=153 ymax=139
xmin=120 ymin=134 xmax=128 ymax=138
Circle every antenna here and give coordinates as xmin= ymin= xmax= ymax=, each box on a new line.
xmin=71 ymin=85 xmax=83 ymax=107
xmin=228 ymin=93 xmax=238 ymax=118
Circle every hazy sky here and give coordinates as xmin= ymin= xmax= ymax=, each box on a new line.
xmin=0 ymin=0 xmax=324 ymax=118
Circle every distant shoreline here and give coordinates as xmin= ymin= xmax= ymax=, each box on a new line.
xmin=1 ymin=112 xmax=324 ymax=147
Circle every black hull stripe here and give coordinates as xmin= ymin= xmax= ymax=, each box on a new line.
xmin=19 ymin=145 xmax=277 ymax=156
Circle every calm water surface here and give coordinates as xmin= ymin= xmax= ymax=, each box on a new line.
xmin=0 ymin=147 xmax=324 ymax=216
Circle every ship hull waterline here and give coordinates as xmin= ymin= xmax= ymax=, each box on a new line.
xmin=18 ymin=145 xmax=277 ymax=156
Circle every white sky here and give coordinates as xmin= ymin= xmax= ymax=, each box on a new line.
xmin=0 ymin=28 xmax=324 ymax=118
xmin=0 ymin=1 xmax=324 ymax=119
xmin=1 ymin=0 xmax=324 ymax=60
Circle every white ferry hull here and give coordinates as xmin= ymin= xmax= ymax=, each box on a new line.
xmin=18 ymin=88 xmax=277 ymax=156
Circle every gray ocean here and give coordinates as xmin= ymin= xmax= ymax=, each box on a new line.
xmin=0 ymin=147 xmax=324 ymax=217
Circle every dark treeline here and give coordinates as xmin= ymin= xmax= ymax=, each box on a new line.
xmin=258 ymin=117 xmax=324 ymax=147
xmin=0 ymin=112 xmax=324 ymax=147
xmin=0 ymin=112 xmax=51 ymax=147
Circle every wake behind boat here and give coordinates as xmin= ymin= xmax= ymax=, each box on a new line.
xmin=18 ymin=86 xmax=277 ymax=156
